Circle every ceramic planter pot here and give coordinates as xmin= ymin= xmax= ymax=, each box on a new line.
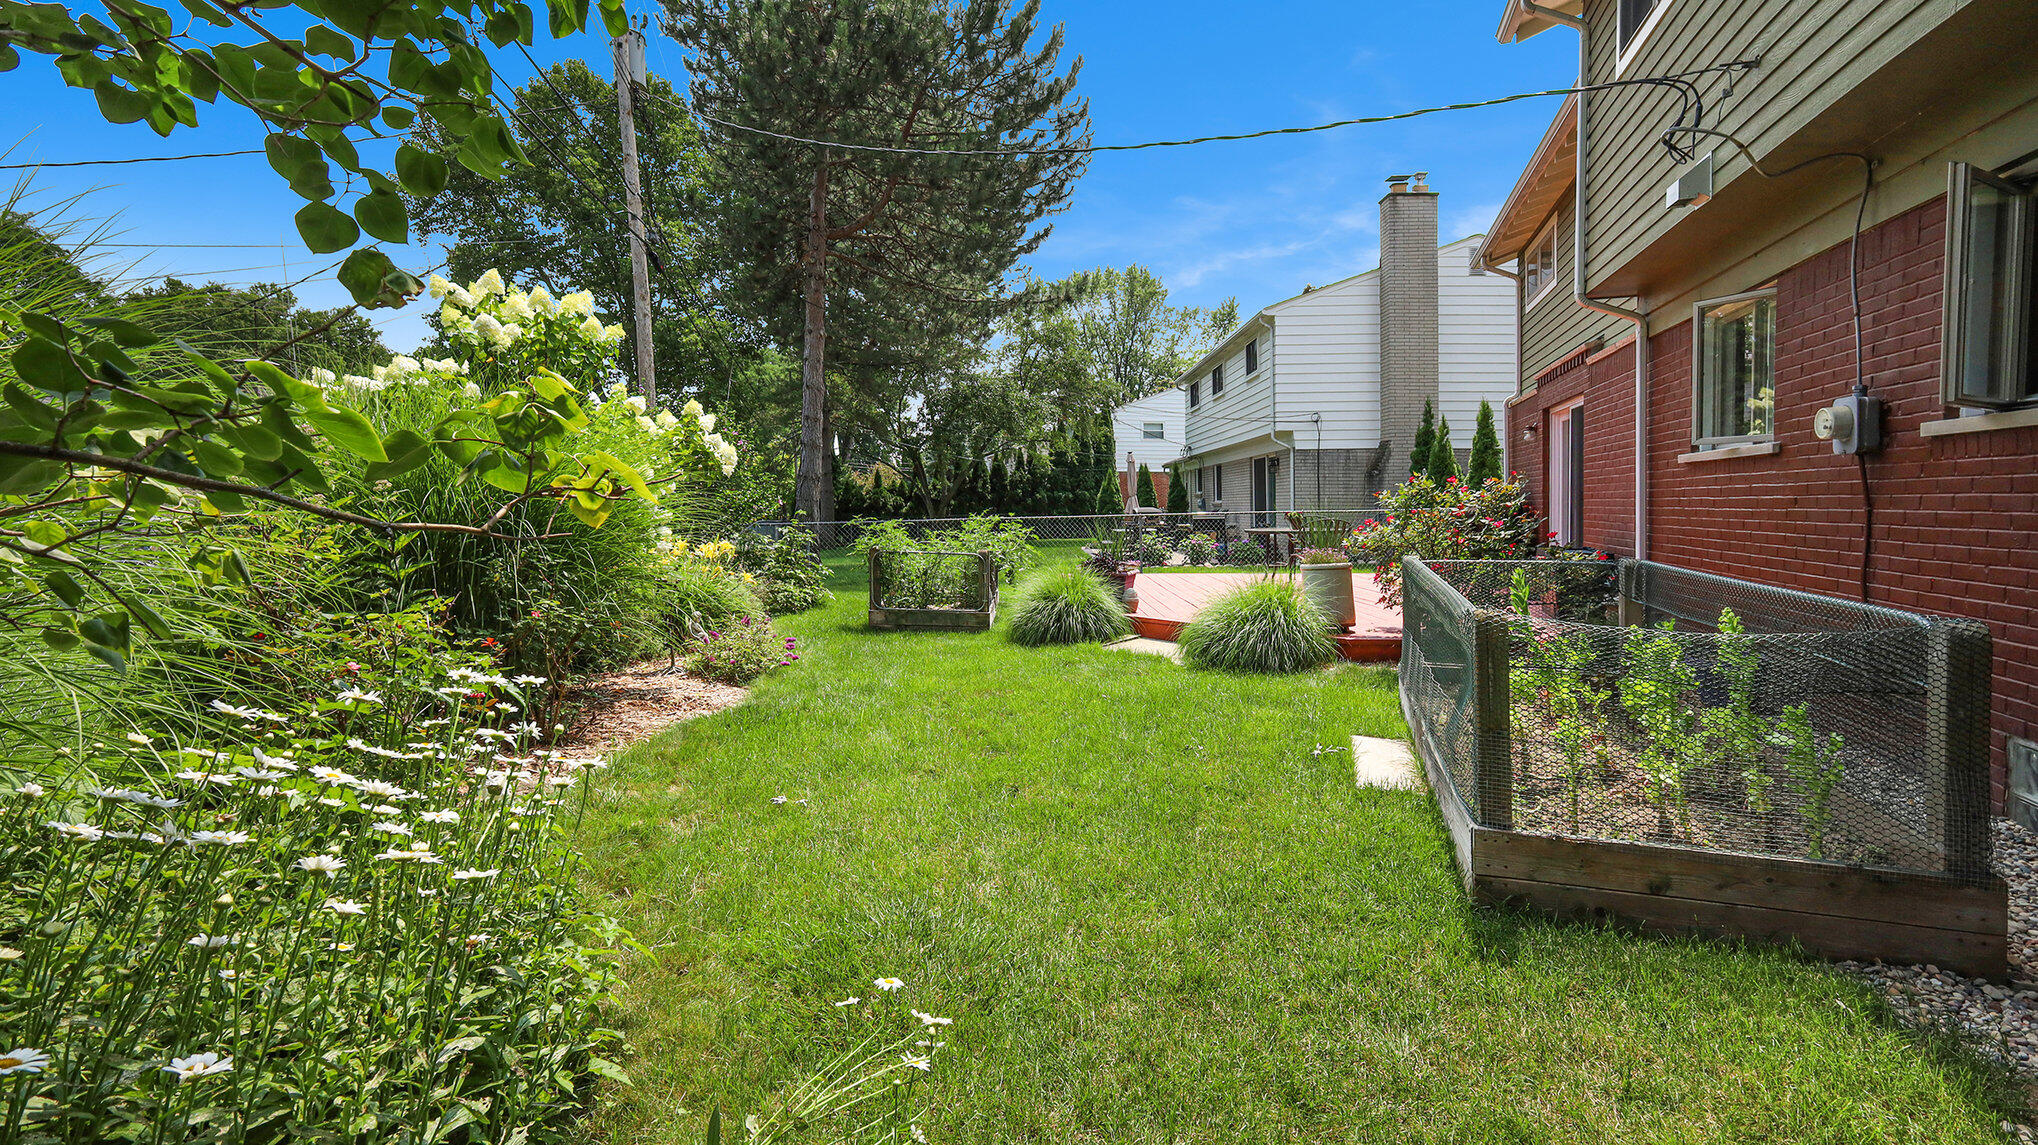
xmin=1299 ymin=561 xmax=1357 ymax=630
xmin=1113 ymin=562 xmax=1141 ymax=610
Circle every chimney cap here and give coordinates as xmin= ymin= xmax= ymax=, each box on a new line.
xmin=1385 ymin=173 xmax=1413 ymax=191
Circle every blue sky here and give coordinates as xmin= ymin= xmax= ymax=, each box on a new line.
xmin=4 ymin=1 xmax=1578 ymax=353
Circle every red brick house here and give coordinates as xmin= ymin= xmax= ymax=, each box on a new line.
xmin=1479 ymin=0 xmax=2038 ymax=809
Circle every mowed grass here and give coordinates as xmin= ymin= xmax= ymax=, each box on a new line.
xmin=573 ymin=558 xmax=2022 ymax=1144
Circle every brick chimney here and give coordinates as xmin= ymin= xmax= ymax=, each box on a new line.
xmin=1379 ymin=172 xmax=1439 ymax=465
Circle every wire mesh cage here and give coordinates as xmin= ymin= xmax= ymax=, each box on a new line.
xmin=1401 ymin=556 xmax=1995 ymax=884
xmin=866 ymin=549 xmax=999 ymax=631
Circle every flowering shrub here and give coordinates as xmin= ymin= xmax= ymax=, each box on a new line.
xmin=1347 ymin=474 xmax=1542 ymax=605
xmin=0 ymin=669 xmax=626 ymax=1143
xmin=684 ymin=616 xmax=798 ymax=684
xmin=429 ymin=268 xmax=622 ymax=392
xmin=736 ymin=525 xmax=831 ymax=615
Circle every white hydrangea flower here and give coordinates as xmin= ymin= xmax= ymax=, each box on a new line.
xmin=561 ymin=290 xmax=595 ymax=317
xmin=427 ymin=274 xmax=451 ymax=300
xmin=474 ymin=268 xmax=504 ymax=298
xmin=698 ymin=412 xmax=716 ymax=433
xmin=602 ymin=323 xmax=626 ymax=343
xmin=494 ymin=322 xmax=522 ymax=349
xmin=447 ymin=285 xmax=476 ymax=309
xmin=635 ymin=415 xmax=658 ymax=435
xmin=654 ymin=410 xmax=679 ymax=431
xmin=462 ymin=382 xmax=483 ymax=398
xmin=681 ymin=398 xmax=703 ymax=418
xmin=501 ymin=290 xmax=532 ymax=321
xmin=440 ymin=302 xmax=470 ymax=331
xmin=528 ymin=286 xmax=557 ymax=316
xmin=578 ymin=315 xmax=605 ymax=340
xmin=623 ymin=395 xmax=648 ymax=414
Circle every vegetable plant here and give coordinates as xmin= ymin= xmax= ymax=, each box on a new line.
xmin=1699 ymin=608 xmax=1771 ymax=814
xmin=1619 ymin=620 xmax=1702 ymax=835
xmin=1772 ymin=703 xmax=1847 ymax=859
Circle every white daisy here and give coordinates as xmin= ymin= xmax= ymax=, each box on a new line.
xmin=163 ymin=1051 xmax=233 ymax=1081
xmin=188 ymin=830 xmax=251 ymax=847
xmin=419 ymin=809 xmax=460 ymax=824
xmin=185 ymin=934 xmax=234 ymax=948
xmin=46 ymin=821 xmax=105 ymax=842
xmin=323 ymin=899 xmax=367 ymax=916
xmin=874 ymin=977 xmax=904 ymax=992
xmin=450 ymin=868 xmax=498 ymax=881
xmin=293 ymin=854 xmax=346 ymax=878
xmin=0 ymin=1047 xmax=50 ymax=1075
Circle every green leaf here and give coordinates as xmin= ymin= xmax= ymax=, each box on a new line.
xmin=394 ymin=144 xmax=449 ymax=198
xmin=363 ymin=428 xmax=433 ymax=481
xmin=0 ymin=43 xmax=20 ymax=72
xmin=303 ymin=404 xmax=388 ymax=462
xmin=78 ymin=612 xmax=131 ymax=672
xmin=337 ymin=248 xmax=422 ymax=310
xmin=4 ymin=384 xmax=60 ymax=431
xmin=218 ymin=421 xmax=283 ymax=462
xmin=112 ymin=590 xmax=173 ymax=639
xmin=41 ymin=624 xmax=80 ymax=652
xmin=588 ymin=450 xmax=655 ymax=504
xmin=295 ymin=201 xmax=359 ymax=254
xmin=352 ymin=189 xmax=409 ymax=244
xmin=705 ymin=1107 xmax=721 ymax=1145
xmin=303 ymin=25 xmax=356 ymax=63
xmin=43 ymin=569 xmax=85 ymax=608
xmin=381 ymin=105 xmax=415 ymax=130
xmin=93 ymin=79 xmax=151 ymax=124
xmin=78 ymin=316 xmax=161 ymax=347
xmin=191 ymin=438 xmax=245 ymax=477
xmin=202 ymin=487 xmax=246 ymax=513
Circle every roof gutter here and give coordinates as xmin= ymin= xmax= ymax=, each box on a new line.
xmin=1563 ymin=14 xmax=1651 ymax=561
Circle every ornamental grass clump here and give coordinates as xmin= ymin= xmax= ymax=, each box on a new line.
xmin=1178 ymin=578 xmax=1337 ymax=673
xmin=1005 ymin=565 xmax=1132 ymax=646
xmin=0 ymin=666 xmax=627 ymax=1143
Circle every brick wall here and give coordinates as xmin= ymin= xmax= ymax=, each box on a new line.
xmin=1507 ymin=339 xmax=1638 ymax=556
xmin=1507 ymin=197 xmax=2038 ymax=805
xmin=1118 ymin=468 xmax=1170 ymax=509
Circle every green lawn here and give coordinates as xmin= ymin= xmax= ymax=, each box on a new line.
xmin=573 ymin=560 xmax=2022 ymax=1144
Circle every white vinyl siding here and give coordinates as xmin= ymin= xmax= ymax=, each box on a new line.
xmin=1111 ymin=388 xmax=1187 ymax=471
xmin=1438 ymin=239 xmax=1522 ymax=446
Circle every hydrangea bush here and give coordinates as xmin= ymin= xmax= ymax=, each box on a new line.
xmin=0 ymin=666 xmax=626 ymax=1143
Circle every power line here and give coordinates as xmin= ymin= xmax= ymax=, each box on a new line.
xmin=0 ymin=149 xmax=264 ymax=170
xmin=664 ymin=62 xmax=1754 ymax=157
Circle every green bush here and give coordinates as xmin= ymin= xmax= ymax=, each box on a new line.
xmin=1178 ymin=578 xmax=1337 ymax=673
xmin=1006 ymin=565 xmax=1132 ymax=646
xmin=740 ymin=525 xmax=830 ymax=615
xmin=1348 ymin=473 xmax=1542 ymax=605
xmin=685 ymin=615 xmax=798 ymax=683
xmin=1224 ymin=536 xmax=1271 ymax=566
xmin=657 ymin=555 xmax=768 ymax=640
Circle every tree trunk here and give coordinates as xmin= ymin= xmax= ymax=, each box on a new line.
xmin=820 ymin=391 xmax=838 ymax=522
xmin=795 ymin=162 xmax=831 ymax=522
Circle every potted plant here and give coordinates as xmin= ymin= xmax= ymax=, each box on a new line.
xmin=1083 ymin=523 xmax=1140 ymax=606
xmin=1290 ymin=513 xmax=1357 ymax=630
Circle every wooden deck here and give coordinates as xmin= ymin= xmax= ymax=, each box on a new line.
xmin=1127 ymin=570 xmax=1402 ymax=662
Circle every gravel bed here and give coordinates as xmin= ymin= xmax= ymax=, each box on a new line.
xmin=1838 ymin=818 xmax=2038 ymax=1112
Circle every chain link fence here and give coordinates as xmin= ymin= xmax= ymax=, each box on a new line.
xmin=750 ymin=510 xmax=1378 ymax=569
xmin=1401 ymin=556 xmax=1994 ymax=883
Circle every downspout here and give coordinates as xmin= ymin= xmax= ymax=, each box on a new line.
xmin=1567 ymin=13 xmax=1651 ymax=560
xmin=1268 ymin=318 xmax=1297 ymax=517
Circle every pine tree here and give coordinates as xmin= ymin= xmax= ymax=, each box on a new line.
xmin=668 ymin=1 xmax=1089 ymax=522
xmin=1467 ymin=400 xmax=1503 ymax=485
xmin=1135 ymin=463 xmax=1157 ymax=508
xmin=1095 ymin=463 xmax=1121 ymax=516
xmin=1426 ymin=415 xmax=1460 ymax=483
xmin=1409 ymin=398 xmax=1436 ymax=478
xmin=988 ymin=457 xmax=1010 ymax=514
xmin=1166 ymin=464 xmax=1190 ymax=512
xmin=868 ymin=468 xmax=888 ymax=517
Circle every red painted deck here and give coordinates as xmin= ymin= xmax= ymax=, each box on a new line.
xmin=1127 ymin=570 xmax=1402 ymax=662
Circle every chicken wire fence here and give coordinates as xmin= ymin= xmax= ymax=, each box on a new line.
xmin=751 ymin=510 xmax=1374 ymax=567
xmin=1400 ymin=556 xmax=1995 ymax=883
xmin=867 ymin=549 xmax=997 ymax=612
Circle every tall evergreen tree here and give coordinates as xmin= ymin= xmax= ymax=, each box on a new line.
xmin=669 ymin=0 xmax=1091 ymax=523
xmin=1426 ymin=415 xmax=1460 ymax=483
xmin=1408 ymin=398 xmax=1436 ymax=478
xmin=1094 ymin=463 xmax=1122 ymax=517
xmin=1166 ymin=464 xmax=1190 ymax=512
xmin=1467 ymin=401 xmax=1504 ymax=485
xmin=1135 ymin=463 xmax=1157 ymax=508
xmin=988 ymin=457 xmax=1010 ymax=513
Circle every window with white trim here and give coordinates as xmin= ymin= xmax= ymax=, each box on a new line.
xmin=1244 ymin=338 xmax=1259 ymax=373
xmin=1691 ymin=289 xmax=1776 ymax=449
xmin=1521 ymin=219 xmax=1558 ymax=304
xmin=1142 ymin=422 xmax=1164 ymax=439
xmin=1211 ymin=363 xmax=1225 ymax=396
xmin=1618 ymin=0 xmax=1659 ymax=51
xmin=1942 ymin=162 xmax=2038 ymax=410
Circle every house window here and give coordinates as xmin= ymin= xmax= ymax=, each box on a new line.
xmin=1244 ymin=339 xmax=1259 ymax=373
xmin=1942 ymin=161 xmax=2038 ymax=409
xmin=1691 ymin=289 xmax=1777 ymax=448
xmin=1211 ymin=364 xmax=1225 ymax=396
xmin=1189 ymin=380 xmax=1201 ymax=408
xmin=1521 ymin=219 xmax=1558 ymax=304
xmin=1618 ymin=0 xmax=1659 ymax=51
xmin=1142 ymin=422 xmax=1164 ymax=439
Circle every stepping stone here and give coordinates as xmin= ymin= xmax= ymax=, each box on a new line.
xmin=1351 ymin=734 xmax=1418 ymax=790
xmin=1102 ymin=635 xmax=1183 ymax=663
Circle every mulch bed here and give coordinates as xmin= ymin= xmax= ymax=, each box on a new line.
xmin=554 ymin=661 xmax=748 ymax=755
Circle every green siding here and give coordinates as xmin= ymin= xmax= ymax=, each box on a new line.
xmin=1518 ymin=198 xmax=1630 ymax=388
xmin=1577 ymin=0 xmax=1954 ymax=299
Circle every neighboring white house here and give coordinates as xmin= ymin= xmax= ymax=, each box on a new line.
xmin=1109 ymin=387 xmax=1186 ymax=506
xmin=1168 ymin=175 xmax=1518 ymax=526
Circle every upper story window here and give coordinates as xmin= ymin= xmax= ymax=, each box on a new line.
xmin=1244 ymin=338 xmax=1259 ymax=373
xmin=1521 ymin=218 xmax=1559 ymax=304
xmin=1618 ymin=0 xmax=1659 ymax=52
xmin=1189 ymin=380 xmax=1201 ymax=408
xmin=1692 ymin=289 xmax=1776 ymax=449
xmin=1142 ymin=422 xmax=1164 ymax=439
xmin=1211 ymin=363 xmax=1225 ymax=396
xmin=1943 ymin=162 xmax=2038 ymax=410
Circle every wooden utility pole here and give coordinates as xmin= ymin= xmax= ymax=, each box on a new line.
xmin=612 ymin=28 xmax=656 ymax=402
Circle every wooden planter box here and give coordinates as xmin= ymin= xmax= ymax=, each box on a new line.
xmin=1400 ymin=556 xmax=2009 ymax=979
xmin=867 ymin=548 xmax=998 ymax=632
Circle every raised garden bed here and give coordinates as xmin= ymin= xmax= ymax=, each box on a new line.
xmin=867 ymin=547 xmax=998 ymax=632
xmin=1400 ymin=555 xmax=2007 ymax=977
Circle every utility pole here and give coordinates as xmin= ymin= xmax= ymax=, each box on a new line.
xmin=612 ymin=27 xmax=656 ymax=402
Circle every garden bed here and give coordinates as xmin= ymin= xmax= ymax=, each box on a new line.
xmin=866 ymin=548 xmax=999 ymax=631
xmin=1400 ymin=556 xmax=2008 ymax=977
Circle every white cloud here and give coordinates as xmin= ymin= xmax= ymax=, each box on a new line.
xmin=1444 ymin=201 xmax=1504 ymax=244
